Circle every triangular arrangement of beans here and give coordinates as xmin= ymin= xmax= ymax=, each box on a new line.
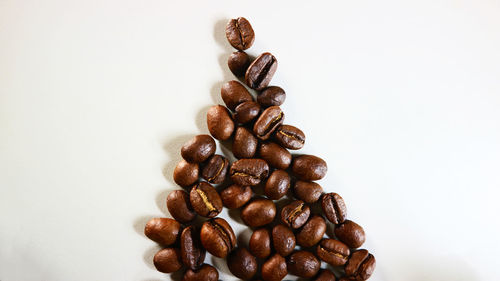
xmin=144 ymin=17 xmax=376 ymax=281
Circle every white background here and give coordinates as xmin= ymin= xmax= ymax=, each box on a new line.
xmin=1 ymin=0 xmax=499 ymax=280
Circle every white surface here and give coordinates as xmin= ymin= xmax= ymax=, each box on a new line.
xmin=1 ymin=1 xmax=500 ymax=280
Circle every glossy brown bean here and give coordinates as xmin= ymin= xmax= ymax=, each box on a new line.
xmin=220 ymin=184 xmax=252 ymax=209
xmin=264 ymin=170 xmax=291 ymax=200
xmin=249 ymin=228 xmax=272 ymax=259
xmin=296 ymin=215 xmax=326 ymax=248
xmin=207 ymin=105 xmax=234 ymax=141
xmin=259 ymin=142 xmax=291 ymax=170
xmin=144 ymin=218 xmax=181 ymax=246
xmin=189 ymin=182 xmax=222 ymax=218
xmin=166 ymin=190 xmax=197 ymax=223
xmin=153 ymin=248 xmax=182 ymax=273
xmin=173 ymin=160 xmax=199 ymax=187
xmin=201 ymin=154 xmax=228 ymax=184
xmin=272 ymin=224 xmax=295 ymax=257
xmin=280 ymin=200 xmax=310 ymax=229
xmin=181 ymin=135 xmax=216 ymax=163
xmin=294 ymin=181 xmax=323 ymax=203
xmin=232 ymin=127 xmax=258 ymax=159
xmin=241 ymin=198 xmax=276 ymax=227
xmin=200 ymin=218 xmax=236 ymax=258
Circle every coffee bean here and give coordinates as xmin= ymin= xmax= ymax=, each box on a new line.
xmin=220 ymin=184 xmax=252 ymax=209
xmin=200 ymin=217 xmax=236 ymax=258
xmin=249 ymin=228 xmax=272 ymax=259
xmin=294 ymin=181 xmax=323 ymax=203
xmin=338 ymin=277 xmax=357 ymax=281
xmin=234 ymin=101 xmax=261 ymax=124
xmin=241 ymin=198 xmax=276 ymax=227
xmin=153 ymin=248 xmax=182 ymax=273
xmin=201 ymin=154 xmax=228 ymax=184
xmin=253 ymin=106 xmax=284 ymax=140
xmin=261 ymin=254 xmax=287 ymax=281
xmin=257 ymin=86 xmax=286 ymax=108
xmin=181 ymin=134 xmax=216 ymax=163
xmin=173 ymin=160 xmax=199 ymax=187
xmin=264 ymin=169 xmax=291 ymax=200
xmin=274 ymin=124 xmax=305 ymax=150
xmin=221 ymin=80 xmax=253 ymax=111
xmin=280 ymin=200 xmax=310 ymax=229
xmin=230 ymin=158 xmax=269 ymax=186
xmin=225 ymin=17 xmax=255 ymax=51
xmin=182 ymin=264 xmax=219 ymax=281
xmin=272 ymin=224 xmax=296 ymax=257
xmin=316 ymin=238 xmax=350 ymax=266
xmin=292 ymin=155 xmax=327 ymax=181
xmin=180 ymin=226 xmax=206 ymax=270
xmin=144 ymin=218 xmax=181 ymax=246
xmin=227 ymin=247 xmax=258 ymax=279
xmin=245 ymin=52 xmax=278 ymax=90
xmin=189 ymin=182 xmax=222 ymax=218
xmin=232 ymin=127 xmax=258 ymax=159
xmin=322 ymin=192 xmax=347 ymax=225
xmin=228 ymin=51 xmax=251 ymax=77
xmin=167 ymin=190 xmax=197 ymax=223
xmin=287 ymin=250 xmax=320 ymax=278
xmin=296 ymin=215 xmax=326 ymax=248
xmin=345 ymin=249 xmax=376 ymax=280
xmin=334 ymin=220 xmax=365 ymax=249
xmin=207 ymin=105 xmax=235 ymax=141
xmin=259 ymin=142 xmax=291 ymax=170
xmin=314 ymin=269 xmax=337 ymax=281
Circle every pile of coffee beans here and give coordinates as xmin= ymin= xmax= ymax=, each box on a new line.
xmin=145 ymin=17 xmax=376 ymax=281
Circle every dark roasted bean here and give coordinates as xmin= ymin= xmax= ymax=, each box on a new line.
xmin=182 ymin=264 xmax=219 ymax=281
xmin=292 ymin=155 xmax=327 ymax=181
xmin=201 ymin=154 xmax=228 ymax=184
xmin=257 ymin=86 xmax=286 ymax=108
xmin=261 ymin=254 xmax=287 ymax=281
xmin=249 ymin=228 xmax=272 ymax=259
xmin=227 ymin=247 xmax=258 ymax=279
xmin=274 ymin=124 xmax=305 ymax=150
xmin=314 ymin=269 xmax=337 ymax=281
xmin=189 ymin=182 xmax=222 ymax=218
xmin=316 ymin=238 xmax=350 ymax=266
xmin=153 ymin=248 xmax=182 ymax=273
xmin=167 ymin=190 xmax=197 ymax=223
xmin=144 ymin=218 xmax=181 ymax=246
xmin=220 ymin=184 xmax=252 ymax=209
xmin=245 ymin=52 xmax=278 ymax=90
xmin=207 ymin=105 xmax=234 ymax=141
xmin=253 ymin=106 xmax=284 ymax=140
xmin=234 ymin=101 xmax=261 ymax=124
xmin=296 ymin=215 xmax=326 ymax=248
xmin=259 ymin=142 xmax=291 ymax=170
xmin=241 ymin=198 xmax=276 ymax=227
xmin=180 ymin=226 xmax=206 ymax=270
xmin=181 ymin=135 xmax=216 ymax=163
xmin=228 ymin=51 xmax=251 ymax=77
xmin=221 ymin=80 xmax=253 ymax=111
xmin=322 ymin=192 xmax=347 ymax=224
xmin=272 ymin=224 xmax=295 ymax=257
xmin=264 ymin=170 xmax=290 ymax=200
xmin=294 ymin=181 xmax=323 ymax=203
xmin=287 ymin=251 xmax=320 ymax=278
xmin=345 ymin=249 xmax=376 ymax=280
xmin=173 ymin=160 xmax=199 ymax=187
xmin=280 ymin=200 xmax=310 ymax=229
xmin=232 ymin=127 xmax=258 ymax=159
xmin=334 ymin=220 xmax=366 ymax=249
xmin=200 ymin=218 xmax=236 ymax=258
xmin=230 ymin=158 xmax=269 ymax=186
xmin=225 ymin=17 xmax=255 ymax=50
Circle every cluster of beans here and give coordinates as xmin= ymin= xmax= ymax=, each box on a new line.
xmin=144 ymin=17 xmax=376 ymax=281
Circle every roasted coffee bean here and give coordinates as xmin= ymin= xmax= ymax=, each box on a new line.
xmin=338 ymin=278 xmax=357 ymax=281
xmin=292 ymin=155 xmax=327 ymax=181
xmin=296 ymin=215 xmax=327 ymax=247
xmin=316 ymin=238 xmax=350 ymax=266
xmin=272 ymin=224 xmax=296 ymax=257
xmin=181 ymin=134 xmax=216 ymax=163
xmin=220 ymin=184 xmax=252 ymax=209
xmin=245 ymin=52 xmax=278 ymax=90
xmin=253 ymin=106 xmax=284 ymax=140
xmin=264 ymin=169 xmax=291 ymax=200
xmin=201 ymin=154 xmax=228 ymax=184
xmin=207 ymin=105 xmax=234 ymax=141
xmin=334 ymin=220 xmax=366 ymax=249
xmin=234 ymin=101 xmax=261 ymax=124
xmin=241 ymin=198 xmax=276 ymax=227
xmin=225 ymin=17 xmax=255 ymax=51
xmin=262 ymin=254 xmax=287 ymax=281
xmin=314 ymin=269 xmax=337 ymax=281
xmin=228 ymin=51 xmax=251 ymax=77
xmin=182 ymin=264 xmax=219 ymax=281
xmin=221 ymin=80 xmax=253 ymax=111
xmin=227 ymin=247 xmax=258 ymax=279
xmin=287 ymin=251 xmax=321 ymax=278
xmin=189 ymin=182 xmax=222 ymax=218
xmin=167 ymin=190 xmax=197 ymax=223
xmin=173 ymin=160 xmax=199 ymax=187
xmin=249 ymin=228 xmax=272 ymax=259
xmin=259 ymin=142 xmax=291 ymax=170
xmin=153 ymin=248 xmax=182 ymax=273
xmin=294 ymin=181 xmax=323 ymax=203
xmin=232 ymin=127 xmax=258 ymax=159
xmin=200 ymin=218 xmax=236 ymax=258
xmin=281 ymin=200 xmax=310 ymax=229
xmin=274 ymin=125 xmax=305 ymax=150
xmin=257 ymin=86 xmax=286 ymax=108
xmin=345 ymin=249 xmax=376 ymax=280
xmin=144 ymin=218 xmax=181 ymax=246
xmin=230 ymin=158 xmax=269 ymax=186
xmin=322 ymin=192 xmax=347 ymax=224
xmin=180 ymin=226 xmax=206 ymax=270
